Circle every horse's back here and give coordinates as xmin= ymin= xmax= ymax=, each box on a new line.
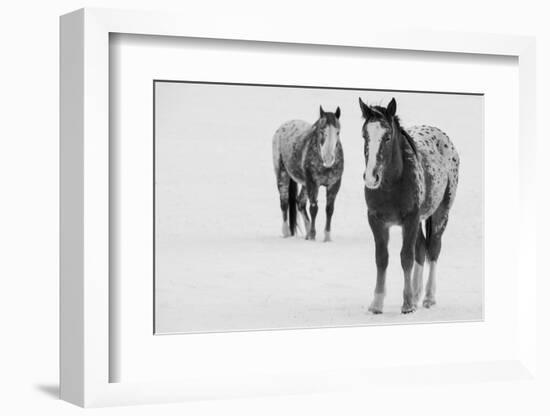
xmin=272 ymin=120 xmax=311 ymax=177
xmin=407 ymin=125 xmax=460 ymax=219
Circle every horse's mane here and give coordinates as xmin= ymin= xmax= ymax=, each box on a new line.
xmin=367 ymin=104 xmax=417 ymax=157
xmin=308 ymin=111 xmax=339 ymax=137
xmin=399 ymin=127 xmax=418 ymax=156
xmin=305 ymin=120 xmax=322 ymax=140
xmin=307 ymin=117 xmax=328 ymax=140
xmin=390 ymin=114 xmax=417 ymax=157
xmin=366 ymin=106 xmax=412 ymax=150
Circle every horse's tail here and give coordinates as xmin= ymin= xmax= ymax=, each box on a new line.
xmin=288 ymin=179 xmax=298 ymax=236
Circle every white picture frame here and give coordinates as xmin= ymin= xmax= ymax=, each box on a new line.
xmin=60 ymin=7 xmax=537 ymax=407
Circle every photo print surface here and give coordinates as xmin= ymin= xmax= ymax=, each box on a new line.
xmin=154 ymin=81 xmax=483 ymax=334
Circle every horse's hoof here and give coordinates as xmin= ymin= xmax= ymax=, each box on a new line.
xmin=306 ymin=232 xmax=316 ymax=241
xmin=323 ymin=231 xmax=331 ymax=242
xmin=368 ymin=295 xmax=385 ymax=314
xmin=368 ymin=306 xmax=383 ymax=314
xmin=423 ymin=297 xmax=436 ymax=308
xmin=401 ymin=303 xmax=417 ymax=314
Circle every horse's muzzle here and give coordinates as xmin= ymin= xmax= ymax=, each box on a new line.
xmin=364 ymin=171 xmax=381 ymax=189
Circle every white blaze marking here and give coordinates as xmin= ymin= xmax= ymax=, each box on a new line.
xmin=364 ymin=121 xmax=387 ymax=188
xmin=321 ymin=125 xmax=338 ymax=167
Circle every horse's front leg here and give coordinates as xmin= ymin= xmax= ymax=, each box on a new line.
xmin=324 ymin=179 xmax=341 ymax=242
xmin=305 ymin=180 xmax=319 ymax=240
xmin=368 ymin=213 xmax=389 ymax=314
xmin=297 ymin=186 xmax=310 ymax=236
xmin=401 ymin=214 xmax=420 ymax=314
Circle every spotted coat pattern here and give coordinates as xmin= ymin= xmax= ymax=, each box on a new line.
xmin=272 ymin=119 xmax=344 ymax=188
xmin=273 ymin=116 xmax=344 ymax=240
xmin=405 ymin=125 xmax=460 ymax=223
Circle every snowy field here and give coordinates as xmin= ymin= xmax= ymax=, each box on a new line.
xmin=154 ymin=82 xmax=483 ymax=334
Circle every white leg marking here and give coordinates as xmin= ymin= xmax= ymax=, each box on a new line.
xmin=368 ymin=292 xmax=385 ymax=314
xmin=282 ymin=221 xmax=291 ymax=238
xmin=324 ymin=230 xmax=331 ymax=242
xmin=423 ymin=261 xmax=437 ymax=308
xmin=412 ymin=262 xmax=424 ymax=306
xmin=402 ymin=268 xmax=416 ymax=314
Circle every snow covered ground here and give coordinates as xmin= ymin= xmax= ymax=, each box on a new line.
xmin=154 ymin=82 xmax=484 ymax=334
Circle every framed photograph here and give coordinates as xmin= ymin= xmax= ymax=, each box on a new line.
xmin=60 ymin=8 xmax=537 ymax=407
xmin=152 ymin=80 xmax=483 ymax=334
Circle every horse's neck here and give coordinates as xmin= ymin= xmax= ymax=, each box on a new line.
xmin=384 ymin=134 xmax=404 ymax=182
xmin=304 ymin=127 xmax=319 ymax=151
xmin=383 ymin=131 xmax=415 ymax=186
xmin=297 ymin=128 xmax=319 ymax=170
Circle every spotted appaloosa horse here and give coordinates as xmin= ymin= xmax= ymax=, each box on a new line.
xmin=272 ymin=106 xmax=344 ymax=241
xmin=359 ymin=97 xmax=459 ymax=314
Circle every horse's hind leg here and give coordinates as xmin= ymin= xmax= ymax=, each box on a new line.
xmin=401 ymin=214 xmax=420 ymax=314
xmin=423 ymin=153 xmax=458 ymax=307
xmin=412 ymin=223 xmax=426 ymax=306
xmin=276 ymin=162 xmax=292 ymax=237
xmin=424 ymin=206 xmax=450 ymax=308
xmin=297 ymin=186 xmax=310 ymax=236
xmin=324 ymin=179 xmax=341 ymax=242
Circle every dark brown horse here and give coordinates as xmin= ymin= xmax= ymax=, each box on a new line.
xmin=272 ymin=106 xmax=344 ymax=241
xmin=359 ymin=97 xmax=459 ymax=314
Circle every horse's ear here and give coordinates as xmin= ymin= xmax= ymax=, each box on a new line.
xmin=319 ymin=105 xmax=325 ymax=118
xmin=335 ymin=107 xmax=341 ymax=119
xmin=359 ymin=98 xmax=371 ymax=119
xmin=386 ymin=98 xmax=397 ymax=118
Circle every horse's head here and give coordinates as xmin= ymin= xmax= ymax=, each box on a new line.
xmin=314 ymin=106 xmax=341 ymax=168
xmin=359 ymin=97 xmax=399 ymax=189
